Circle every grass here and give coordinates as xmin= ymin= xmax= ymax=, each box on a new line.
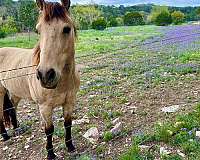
xmin=103 ymin=131 xmax=113 ymax=142
xmin=120 ymin=104 xmax=200 ymax=160
xmin=0 ymin=26 xmax=161 ymax=57
xmin=0 ymin=24 xmax=200 ymax=159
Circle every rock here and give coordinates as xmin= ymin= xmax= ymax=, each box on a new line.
xmin=112 ymin=118 xmax=120 ymax=125
xmin=196 ymin=131 xmax=200 ymax=138
xmin=110 ymin=122 xmax=123 ymax=135
xmin=139 ymin=145 xmax=150 ymax=150
xmin=58 ymin=117 xmax=64 ymax=122
xmin=160 ymin=147 xmax=171 ymax=155
xmin=161 ymin=105 xmax=180 ymax=113
xmin=132 ymin=129 xmax=144 ymax=136
xmin=89 ymin=95 xmax=96 ymax=98
xmin=72 ymin=116 xmax=90 ymax=125
xmin=3 ymin=146 xmax=8 ymax=151
xmin=83 ymin=127 xmax=99 ymax=143
xmin=24 ymin=145 xmax=30 ymax=150
xmin=177 ymin=150 xmax=185 ymax=158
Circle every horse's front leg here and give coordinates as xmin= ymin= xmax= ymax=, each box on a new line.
xmin=39 ymin=105 xmax=56 ymax=160
xmin=63 ymin=105 xmax=75 ymax=152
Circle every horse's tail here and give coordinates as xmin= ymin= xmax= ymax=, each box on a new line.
xmin=3 ymin=92 xmax=14 ymax=127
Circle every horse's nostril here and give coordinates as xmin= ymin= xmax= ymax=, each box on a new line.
xmin=46 ymin=68 xmax=56 ymax=82
xmin=37 ymin=70 xmax=43 ymax=80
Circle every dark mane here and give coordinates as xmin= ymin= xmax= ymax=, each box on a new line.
xmin=42 ymin=2 xmax=77 ymax=35
xmin=33 ymin=44 xmax=41 ymax=65
xmin=33 ymin=2 xmax=77 ymax=66
xmin=43 ymin=2 xmax=69 ymax=22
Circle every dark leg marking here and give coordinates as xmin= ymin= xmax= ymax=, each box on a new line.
xmin=4 ymin=93 xmax=18 ymax=129
xmin=0 ymin=120 xmax=10 ymax=141
xmin=64 ymin=118 xmax=75 ymax=152
xmin=45 ymin=125 xmax=56 ymax=160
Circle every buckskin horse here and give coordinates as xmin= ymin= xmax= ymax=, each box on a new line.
xmin=0 ymin=0 xmax=80 ymax=159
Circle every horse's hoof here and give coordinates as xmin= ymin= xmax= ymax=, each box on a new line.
xmin=47 ymin=152 xmax=56 ymax=160
xmin=68 ymin=144 xmax=75 ymax=153
xmin=2 ymin=134 xmax=10 ymax=141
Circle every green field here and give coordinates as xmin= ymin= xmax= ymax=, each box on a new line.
xmin=0 ymin=25 xmax=200 ymax=159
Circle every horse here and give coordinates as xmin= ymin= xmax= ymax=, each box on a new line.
xmin=0 ymin=0 xmax=80 ymax=159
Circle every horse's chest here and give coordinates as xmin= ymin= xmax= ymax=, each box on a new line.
xmin=50 ymin=93 xmax=66 ymax=107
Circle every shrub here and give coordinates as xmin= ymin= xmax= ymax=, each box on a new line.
xmin=171 ymin=11 xmax=185 ymax=25
xmin=0 ymin=27 xmax=6 ymax=38
xmin=124 ymin=12 xmax=145 ymax=26
xmin=148 ymin=6 xmax=171 ymax=24
xmin=103 ymin=131 xmax=113 ymax=142
xmin=1 ymin=16 xmax=17 ymax=35
xmin=155 ymin=11 xmax=172 ymax=26
xmin=116 ymin=17 xmax=124 ymax=26
xmin=196 ymin=7 xmax=200 ymax=16
xmin=108 ymin=18 xmax=118 ymax=27
xmin=92 ymin=17 xmax=107 ymax=30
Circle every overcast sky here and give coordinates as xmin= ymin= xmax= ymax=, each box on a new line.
xmin=48 ymin=0 xmax=200 ymax=7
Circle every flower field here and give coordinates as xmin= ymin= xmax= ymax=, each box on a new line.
xmin=0 ymin=24 xmax=200 ymax=159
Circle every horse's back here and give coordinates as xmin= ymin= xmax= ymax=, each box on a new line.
xmin=0 ymin=47 xmax=32 ymax=69
xmin=0 ymin=47 xmax=32 ymax=57
xmin=0 ymin=47 xmax=33 ymax=98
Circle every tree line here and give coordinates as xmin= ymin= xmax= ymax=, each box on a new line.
xmin=0 ymin=0 xmax=200 ymax=38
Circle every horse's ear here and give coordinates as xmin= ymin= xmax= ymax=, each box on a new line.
xmin=61 ymin=0 xmax=71 ymax=10
xmin=36 ymin=0 xmax=45 ymax=11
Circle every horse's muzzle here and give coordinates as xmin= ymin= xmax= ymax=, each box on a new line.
xmin=36 ymin=68 xmax=59 ymax=89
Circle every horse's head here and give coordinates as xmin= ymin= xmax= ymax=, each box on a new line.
xmin=35 ymin=0 xmax=76 ymax=89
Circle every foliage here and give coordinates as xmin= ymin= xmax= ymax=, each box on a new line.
xmin=155 ymin=11 xmax=172 ymax=26
xmin=71 ymin=5 xmax=102 ymax=30
xmin=0 ymin=7 xmax=7 ymax=18
xmin=171 ymin=11 xmax=185 ymax=25
xmin=103 ymin=131 xmax=113 ymax=142
xmin=92 ymin=17 xmax=107 ymax=30
xmin=124 ymin=12 xmax=145 ymax=26
xmin=116 ymin=17 xmax=124 ymax=26
xmin=148 ymin=6 xmax=169 ymax=23
xmin=120 ymin=135 xmax=154 ymax=160
xmin=0 ymin=27 xmax=6 ymax=38
xmin=121 ymin=104 xmax=200 ymax=159
xmin=0 ymin=1 xmax=199 ymax=31
xmin=108 ymin=17 xmax=118 ymax=27
xmin=0 ymin=16 xmax=17 ymax=38
xmin=196 ymin=7 xmax=200 ymax=16
xmin=2 ymin=16 xmax=17 ymax=33
xmin=18 ymin=0 xmax=38 ymax=31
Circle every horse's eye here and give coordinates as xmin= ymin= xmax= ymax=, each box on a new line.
xmin=63 ymin=26 xmax=71 ymax=34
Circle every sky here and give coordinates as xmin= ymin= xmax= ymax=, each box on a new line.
xmin=48 ymin=0 xmax=200 ymax=7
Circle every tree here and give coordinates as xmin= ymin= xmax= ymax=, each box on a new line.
xmin=196 ymin=7 xmax=200 ymax=20
xmin=116 ymin=17 xmax=124 ymax=26
xmin=1 ymin=16 xmax=17 ymax=34
xmin=71 ymin=5 xmax=101 ymax=30
xmin=171 ymin=11 xmax=185 ymax=25
xmin=196 ymin=7 xmax=200 ymax=16
xmin=155 ymin=11 xmax=172 ymax=26
xmin=0 ymin=0 xmax=16 ymax=18
xmin=124 ymin=12 xmax=145 ymax=26
xmin=148 ymin=6 xmax=170 ymax=23
xmin=18 ymin=0 xmax=38 ymax=31
xmin=92 ymin=17 xmax=107 ymax=30
xmin=108 ymin=17 xmax=118 ymax=27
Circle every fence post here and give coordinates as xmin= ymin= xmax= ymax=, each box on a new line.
xmin=28 ymin=26 xmax=30 ymax=42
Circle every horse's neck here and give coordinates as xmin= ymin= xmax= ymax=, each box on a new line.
xmin=62 ymin=58 xmax=76 ymax=79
